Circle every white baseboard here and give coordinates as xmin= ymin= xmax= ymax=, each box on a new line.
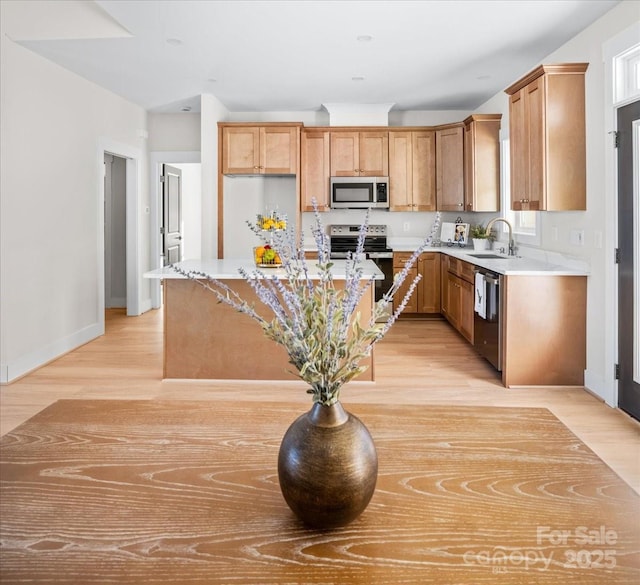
xmin=107 ymin=297 xmax=127 ymax=308
xmin=584 ymin=369 xmax=616 ymax=407
xmin=0 ymin=322 xmax=103 ymax=384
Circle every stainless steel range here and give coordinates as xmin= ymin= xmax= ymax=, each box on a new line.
xmin=329 ymin=224 xmax=394 ymax=301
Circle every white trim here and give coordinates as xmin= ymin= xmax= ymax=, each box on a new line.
xmin=593 ymin=22 xmax=640 ymax=407
xmin=633 ymin=118 xmax=640 ymax=385
xmin=98 ymin=138 xmax=143 ymax=320
xmin=0 ymin=322 xmax=102 ymax=384
xmin=149 ymin=151 xmax=200 ymax=309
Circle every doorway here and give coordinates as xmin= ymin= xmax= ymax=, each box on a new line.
xmin=161 ymin=164 xmax=183 ymax=266
xmin=617 ymin=99 xmax=640 ymax=420
xmin=104 ymin=153 xmax=127 ymax=308
xmin=149 ymin=152 xmax=201 ymax=309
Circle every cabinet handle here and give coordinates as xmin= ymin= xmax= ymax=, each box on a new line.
xmin=458 ymin=203 xmax=463 ymax=207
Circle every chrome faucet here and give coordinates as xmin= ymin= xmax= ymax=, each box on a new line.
xmin=486 ymin=217 xmax=516 ymax=256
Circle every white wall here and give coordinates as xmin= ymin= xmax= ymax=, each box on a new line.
xmin=475 ymin=0 xmax=640 ymax=404
xmin=148 ymin=113 xmax=201 ymax=152
xmin=0 ymin=5 xmax=149 ymax=382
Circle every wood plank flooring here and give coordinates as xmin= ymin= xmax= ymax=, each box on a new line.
xmin=1 ymin=308 xmax=639 ymax=493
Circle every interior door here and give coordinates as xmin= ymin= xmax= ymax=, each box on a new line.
xmin=162 ymin=164 xmax=182 ymax=266
xmin=617 ymin=99 xmax=640 ymax=420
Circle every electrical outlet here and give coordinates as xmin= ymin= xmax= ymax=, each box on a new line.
xmin=551 ymin=226 xmax=558 ymax=241
xmin=403 ymin=222 xmax=410 ymax=232
xmin=570 ymin=229 xmax=585 ymax=246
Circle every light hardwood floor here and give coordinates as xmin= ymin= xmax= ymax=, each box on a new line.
xmin=2 ymin=308 xmax=639 ymax=492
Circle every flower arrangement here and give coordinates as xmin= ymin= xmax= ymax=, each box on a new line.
xmin=172 ymin=203 xmax=429 ymax=406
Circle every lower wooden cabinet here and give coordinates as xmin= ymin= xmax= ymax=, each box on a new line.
xmin=393 ymin=252 xmax=441 ymax=315
xmin=442 ymin=256 xmax=475 ymax=343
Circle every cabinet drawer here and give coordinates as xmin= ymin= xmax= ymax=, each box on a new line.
xmin=447 ymin=257 xmax=475 ymax=284
xmin=393 ymin=252 xmax=415 ymax=268
xmin=459 ymin=260 xmax=475 ymax=284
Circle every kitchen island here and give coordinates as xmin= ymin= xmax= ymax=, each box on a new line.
xmin=145 ymin=259 xmax=384 ymax=381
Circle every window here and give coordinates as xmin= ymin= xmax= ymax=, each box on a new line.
xmin=500 ymin=138 xmax=541 ymax=246
xmin=614 ymin=43 xmax=640 ymax=105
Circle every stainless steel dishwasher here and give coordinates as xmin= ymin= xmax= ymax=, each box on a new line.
xmin=473 ymin=269 xmax=502 ymax=371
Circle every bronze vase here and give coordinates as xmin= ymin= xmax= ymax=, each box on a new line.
xmin=277 ymin=401 xmax=378 ymax=529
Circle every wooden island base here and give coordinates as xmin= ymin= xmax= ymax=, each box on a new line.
xmin=163 ymin=278 xmax=374 ymax=381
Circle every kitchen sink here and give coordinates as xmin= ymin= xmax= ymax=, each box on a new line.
xmin=468 ymin=253 xmax=508 ymax=259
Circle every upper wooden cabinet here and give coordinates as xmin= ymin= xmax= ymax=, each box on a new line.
xmin=463 ymin=115 xmax=501 ymax=212
xmin=301 ymin=130 xmax=330 ymax=211
xmin=435 ymin=125 xmax=465 ymax=211
xmin=221 ymin=124 xmax=300 ymax=175
xmin=505 ymin=63 xmax=588 ymax=211
xmin=389 ymin=131 xmax=436 ymax=211
xmin=330 ymin=131 xmax=388 ymax=176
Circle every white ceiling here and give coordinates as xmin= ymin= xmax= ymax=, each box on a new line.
xmin=8 ymin=0 xmax=621 ymax=114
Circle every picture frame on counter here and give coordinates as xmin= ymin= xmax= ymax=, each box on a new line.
xmin=441 ymin=222 xmax=469 ymax=246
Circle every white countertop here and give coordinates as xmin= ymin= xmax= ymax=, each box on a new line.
xmin=144 ymin=258 xmax=385 ymax=280
xmin=389 ymin=241 xmax=589 ymax=276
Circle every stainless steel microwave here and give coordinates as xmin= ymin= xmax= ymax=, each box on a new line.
xmin=330 ymin=176 xmax=389 ymax=209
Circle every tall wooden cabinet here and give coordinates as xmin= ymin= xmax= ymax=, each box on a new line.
xmin=505 ymin=63 xmax=588 ymax=211
xmin=435 ymin=124 xmax=465 ymax=211
xmin=330 ymin=131 xmax=389 ymax=176
xmin=463 ymin=115 xmax=501 ymax=212
xmin=300 ymin=130 xmax=330 ymax=211
xmin=221 ymin=124 xmax=300 ymax=175
xmin=389 ymin=130 xmax=436 ymax=211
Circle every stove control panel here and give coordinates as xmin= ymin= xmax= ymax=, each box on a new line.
xmin=329 ymin=224 xmax=387 ymax=236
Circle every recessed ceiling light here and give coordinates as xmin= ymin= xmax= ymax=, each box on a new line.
xmin=357 ymin=35 xmax=373 ymax=42
xmin=207 ymin=78 xmax=217 ymax=83
xmin=476 ymin=75 xmax=491 ymax=80
xmin=351 ymin=76 xmax=365 ymax=81
xmin=166 ymin=38 xmax=183 ymax=46
xmin=181 ymin=106 xmax=192 ymax=112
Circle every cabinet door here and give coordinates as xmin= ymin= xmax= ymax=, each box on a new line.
xmin=393 ymin=265 xmax=419 ymax=314
xmin=446 ymin=272 xmax=461 ymax=329
xmin=388 ymin=131 xmax=413 ymax=211
xmin=459 ymin=278 xmax=474 ymax=343
xmin=417 ymin=253 xmax=441 ymax=313
xmin=359 ymin=131 xmax=389 ymax=176
xmin=440 ymin=254 xmax=450 ymax=318
xmin=260 ymin=127 xmax=297 ymax=174
xmin=330 ymin=132 xmax=359 ymax=176
xmin=464 ymin=118 xmax=500 ymax=212
xmin=525 ymin=76 xmax=545 ymax=211
xmin=412 ymin=131 xmax=436 ymax=211
xmin=436 ymin=127 xmax=464 ymax=211
xmin=222 ymin=127 xmax=260 ymax=174
xmin=301 ymin=131 xmax=330 ymax=211
xmin=509 ymin=89 xmax=528 ymax=211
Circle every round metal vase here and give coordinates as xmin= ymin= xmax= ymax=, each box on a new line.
xmin=277 ymin=401 xmax=378 ymax=529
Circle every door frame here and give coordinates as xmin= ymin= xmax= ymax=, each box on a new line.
xmin=149 ymin=151 xmax=200 ymax=309
xmin=98 ymin=138 xmax=143 ymax=329
xmin=602 ymin=23 xmax=640 ymax=408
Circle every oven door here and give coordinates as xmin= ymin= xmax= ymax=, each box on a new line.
xmin=367 ymin=253 xmax=394 ymax=302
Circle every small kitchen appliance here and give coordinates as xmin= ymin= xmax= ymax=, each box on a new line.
xmin=330 ymin=177 xmax=389 ymax=209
